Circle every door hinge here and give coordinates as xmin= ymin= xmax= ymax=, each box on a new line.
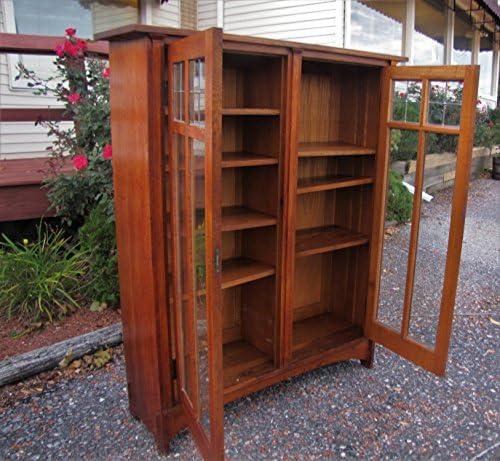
xmin=171 ymin=358 xmax=177 ymax=380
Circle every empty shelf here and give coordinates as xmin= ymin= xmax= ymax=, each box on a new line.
xmin=222 ymin=206 xmax=277 ymax=232
xmin=297 ymin=175 xmax=374 ymax=194
xmin=223 ymin=108 xmax=280 ymax=116
xmin=222 ymin=151 xmax=278 ymax=168
xmin=222 ymin=257 xmax=275 ymax=289
xmin=295 ymin=225 xmax=369 ymax=258
xmin=223 ymin=340 xmax=274 ymax=389
xmin=298 ymin=142 xmax=376 ymax=157
xmin=292 ymin=313 xmax=363 ymax=358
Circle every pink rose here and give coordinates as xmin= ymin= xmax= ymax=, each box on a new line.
xmin=102 ymin=67 xmax=110 ymax=79
xmin=67 ymin=92 xmax=81 ymax=104
xmin=72 ymin=155 xmax=88 ymax=170
xmin=102 ymin=144 xmax=112 ymax=160
xmin=65 ymin=27 xmax=76 ymax=37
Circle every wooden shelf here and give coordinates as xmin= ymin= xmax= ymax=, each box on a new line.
xmin=222 ymin=151 xmax=278 ymax=168
xmin=297 ymin=175 xmax=374 ymax=194
xmin=223 ymin=340 xmax=274 ymax=389
xmin=292 ymin=313 xmax=363 ymax=359
xmin=223 ymin=108 xmax=280 ymax=116
xmin=295 ymin=225 xmax=369 ymax=258
xmin=298 ymin=142 xmax=376 ymax=157
xmin=222 ymin=257 xmax=275 ymax=289
xmin=222 ymin=206 xmax=277 ymax=232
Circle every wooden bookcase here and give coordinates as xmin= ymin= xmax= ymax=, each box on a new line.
xmin=101 ymin=26 xmax=479 ymax=460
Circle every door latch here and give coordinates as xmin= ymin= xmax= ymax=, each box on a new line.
xmin=214 ymin=247 xmax=221 ymax=273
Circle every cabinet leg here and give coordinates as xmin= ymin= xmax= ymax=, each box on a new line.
xmin=360 ymin=340 xmax=375 ymax=369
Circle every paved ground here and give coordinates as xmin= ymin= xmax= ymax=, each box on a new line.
xmin=1 ymin=179 xmax=499 ymax=460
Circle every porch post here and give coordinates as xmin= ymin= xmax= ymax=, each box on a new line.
xmin=471 ymin=28 xmax=480 ymax=65
xmin=491 ymin=40 xmax=499 ymax=101
xmin=402 ymin=0 xmax=415 ymax=64
xmin=444 ymin=0 xmax=455 ymax=64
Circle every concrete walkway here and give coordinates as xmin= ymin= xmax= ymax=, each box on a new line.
xmin=1 ymin=179 xmax=498 ymax=460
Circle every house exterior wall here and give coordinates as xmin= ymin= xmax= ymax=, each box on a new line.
xmin=0 ymin=2 xmax=71 ymax=160
xmin=197 ymin=0 xmax=344 ymax=46
xmin=90 ymin=3 xmax=138 ymax=35
xmin=152 ymin=0 xmax=181 ymax=27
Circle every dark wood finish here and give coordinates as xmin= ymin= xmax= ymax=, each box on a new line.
xmin=0 ymin=108 xmax=73 ymax=122
xmin=108 ymin=36 xmax=175 ymax=452
xmin=106 ymin=26 xmax=478 ymax=460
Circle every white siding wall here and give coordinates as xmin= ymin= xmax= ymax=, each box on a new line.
xmin=198 ymin=0 xmax=344 ymax=46
xmin=152 ymin=0 xmax=181 ymax=27
xmin=198 ymin=0 xmax=218 ymax=29
xmin=91 ymin=3 xmax=138 ymax=35
xmin=0 ymin=2 xmax=70 ymax=160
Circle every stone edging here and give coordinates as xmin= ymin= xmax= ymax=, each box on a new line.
xmin=0 ymin=323 xmax=123 ymax=387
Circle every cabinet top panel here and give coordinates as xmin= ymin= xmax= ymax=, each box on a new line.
xmin=96 ymin=25 xmax=407 ymax=66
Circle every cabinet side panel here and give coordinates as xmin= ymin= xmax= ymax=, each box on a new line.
xmin=109 ymin=37 xmax=178 ymax=449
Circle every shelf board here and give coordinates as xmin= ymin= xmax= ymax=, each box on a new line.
xmin=295 ymin=225 xmax=368 ymax=258
xmin=222 ymin=206 xmax=277 ymax=232
xmin=297 ymin=175 xmax=374 ymax=194
xmin=222 ymin=257 xmax=275 ymax=290
xmin=298 ymin=142 xmax=376 ymax=157
xmin=222 ymin=108 xmax=280 ymax=116
xmin=223 ymin=340 xmax=274 ymax=389
xmin=222 ymin=151 xmax=278 ymax=168
xmin=292 ymin=313 xmax=363 ymax=359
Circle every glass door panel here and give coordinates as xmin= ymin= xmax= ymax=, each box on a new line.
xmin=168 ymin=29 xmax=223 ymax=460
xmin=367 ymin=65 xmax=479 ymax=376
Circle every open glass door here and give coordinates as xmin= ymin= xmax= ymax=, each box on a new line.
xmin=167 ymin=29 xmax=224 ymax=459
xmin=366 ymin=65 xmax=479 ymax=376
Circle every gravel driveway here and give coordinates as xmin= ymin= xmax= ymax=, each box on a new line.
xmin=1 ymin=179 xmax=499 ymax=460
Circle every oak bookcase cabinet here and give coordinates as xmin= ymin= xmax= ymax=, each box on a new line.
xmin=100 ymin=26 xmax=479 ymax=460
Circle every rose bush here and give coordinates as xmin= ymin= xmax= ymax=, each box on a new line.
xmin=18 ymin=28 xmax=119 ymax=307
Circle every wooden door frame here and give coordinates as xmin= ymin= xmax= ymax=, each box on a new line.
xmin=167 ymin=28 xmax=224 ymax=460
xmin=365 ymin=65 xmax=480 ymax=376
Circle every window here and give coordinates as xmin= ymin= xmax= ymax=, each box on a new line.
xmin=2 ymin=0 xmax=92 ymax=89
xmin=350 ymin=1 xmax=402 ymax=56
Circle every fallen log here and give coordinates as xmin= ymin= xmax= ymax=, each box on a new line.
xmin=0 ymin=323 xmax=122 ymax=387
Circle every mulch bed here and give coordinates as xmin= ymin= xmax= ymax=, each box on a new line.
xmin=0 ymin=308 xmax=122 ymax=361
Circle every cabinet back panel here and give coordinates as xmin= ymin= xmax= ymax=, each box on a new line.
xmin=300 ymin=72 xmax=340 ymax=143
xmin=223 ymin=53 xmax=282 ymax=109
xmin=293 ymin=254 xmax=323 ymax=315
xmin=223 ymin=287 xmax=242 ymax=344
xmin=299 ymin=63 xmax=381 ymax=149
xmin=242 ymin=277 xmax=275 ymax=356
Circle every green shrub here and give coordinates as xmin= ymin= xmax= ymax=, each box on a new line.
xmin=0 ymin=226 xmax=88 ymax=324
xmin=78 ymin=202 xmax=119 ymax=306
xmin=387 ymin=171 xmax=413 ymax=224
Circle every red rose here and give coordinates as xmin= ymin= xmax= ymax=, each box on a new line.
xmin=72 ymin=155 xmax=88 ymax=170
xmin=67 ymin=92 xmax=81 ymax=104
xmin=102 ymin=67 xmax=110 ymax=79
xmin=102 ymin=144 xmax=112 ymax=160
xmin=65 ymin=27 xmax=76 ymax=37
xmin=54 ymin=43 xmax=64 ymax=57
xmin=399 ymin=91 xmax=406 ymax=98
xmin=63 ymin=40 xmax=79 ymax=57
xmin=76 ymin=39 xmax=88 ymax=53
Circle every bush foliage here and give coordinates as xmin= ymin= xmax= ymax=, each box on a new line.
xmin=16 ymin=28 xmax=119 ymax=315
xmin=0 ymin=226 xmax=88 ymax=324
xmin=78 ymin=202 xmax=119 ymax=307
xmin=386 ymin=171 xmax=413 ymax=224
